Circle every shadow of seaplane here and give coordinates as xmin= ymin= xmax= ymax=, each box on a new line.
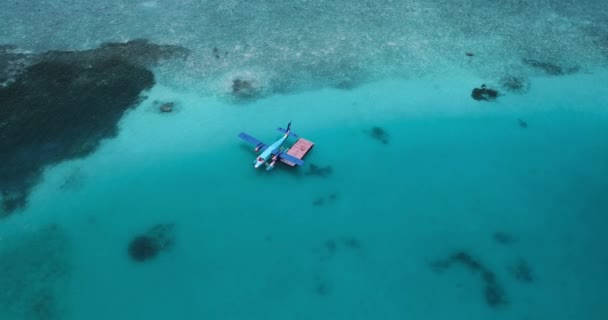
xmin=237 ymin=122 xmax=306 ymax=171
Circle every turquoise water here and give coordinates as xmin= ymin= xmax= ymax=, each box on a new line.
xmin=3 ymin=71 xmax=608 ymax=319
xmin=2 ymin=1 xmax=608 ymax=319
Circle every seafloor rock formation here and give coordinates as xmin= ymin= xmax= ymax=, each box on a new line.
xmin=365 ymin=126 xmax=389 ymax=144
xmin=312 ymin=193 xmax=338 ymax=207
xmin=596 ymin=35 xmax=608 ymax=58
xmin=231 ymin=78 xmax=259 ymax=99
xmin=521 ymin=58 xmax=579 ymax=76
xmin=493 ymin=231 xmax=517 ymax=245
xmin=471 ymin=84 xmax=499 ymax=101
xmin=322 ymin=235 xmax=361 ymax=258
xmin=312 ymin=197 xmax=325 ymax=206
xmin=151 ymin=100 xmax=181 ymax=114
xmin=508 ymin=258 xmax=534 ymax=283
xmin=0 ymin=45 xmax=34 ymax=88
xmin=128 ymin=223 xmax=175 ymax=262
xmin=0 ymin=39 xmax=189 ymax=217
xmin=59 ymin=167 xmax=86 ymax=191
xmin=340 ymin=236 xmax=360 ymax=249
xmin=0 ymin=224 xmax=72 ymax=320
xmin=305 ymin=164 xmax=333 ymax=177
xmin=160 ymin=102 xmax=175 ymax=113
xmin=314 ymin=235 xmax=362 ymax=294
xmin=324 ymin=239 xmax=338 ymax=254
xmin=431 ymin=250 xmax=508 ymax=308
xmin=517 ymin=118 xmax=528 ymax=129
xmin=499 ymin=75 xmax=530 ymax=94
xmin=313 ymin=274 xmax=332 ymax=296
xmin=212 ymin=47 xmax=228 ymax=59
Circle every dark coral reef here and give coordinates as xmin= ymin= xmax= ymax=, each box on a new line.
xmin=521 ymin=58 xmax=579 ymax=76
xmin=232 ymin=78 xmax=259 ymax=99
xmin=313 ymin=274 xmax=332 ymax=296
xmin=508 ymin=258 xmax=534 ymax=283
xmin=0 ymin=39 xmax=189 ymax=217
xmin=517 ymin=118 xmax=528 ymax=129
xmin=364 ymin=126 xmax=389 ymax=144
xmin=0 ymin=224 xmax=72 ymax=320
xmin=315 ymin=235 xmax=362 ymax=294
xmin=321 ymin=235 xmax=361 ymax=259
xmin=499 ymin=75 xmax=530 ymax=94
xmin=128 ymin=223 xmax=176 ymax=262
xmin=493 ymin=231 xmax=517 ymax=245
xmin=471 ymin=84 xmax=499 ymax=101
xmin=0 ymin=45 xmax=34 ymax=88
xmin=305 ymin=164 xmax=333 ymax=177
xmin=431 ymin=251 xmax=508 ymax=308
xmin=312 ymin=193 xmax=337 ymax=207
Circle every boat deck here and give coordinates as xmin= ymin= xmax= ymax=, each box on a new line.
xmin=281 ymin=138 xmax=314 ymax=166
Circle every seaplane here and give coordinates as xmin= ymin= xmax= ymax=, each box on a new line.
xmin=238 ymin=122 xmax=313 ymax=171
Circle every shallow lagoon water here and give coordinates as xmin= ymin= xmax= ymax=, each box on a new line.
xmin=2 ymin=68 xmax=607 ymax=319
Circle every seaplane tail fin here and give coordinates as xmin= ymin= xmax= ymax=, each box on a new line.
xmin=277 ymin=122 xmax=298 ymax=138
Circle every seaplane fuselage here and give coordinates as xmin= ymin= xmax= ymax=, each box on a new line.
xmin=254 ymin=133 xmax=288 ymax=169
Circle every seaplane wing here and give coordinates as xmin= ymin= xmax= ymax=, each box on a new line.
xmin=269 ymin=146 xmax=305 ymax=166
xmin=238 ymin=132 xmax=267 ymax=151
xmin=278 ymin=152 xmax=305 ymax=166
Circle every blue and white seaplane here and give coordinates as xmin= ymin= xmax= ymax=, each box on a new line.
xmin=238 ymin=122 xmax=306 ymax=171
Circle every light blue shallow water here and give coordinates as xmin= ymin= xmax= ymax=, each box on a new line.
xmin=2 ymin=69 xmax=607 ymax=319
